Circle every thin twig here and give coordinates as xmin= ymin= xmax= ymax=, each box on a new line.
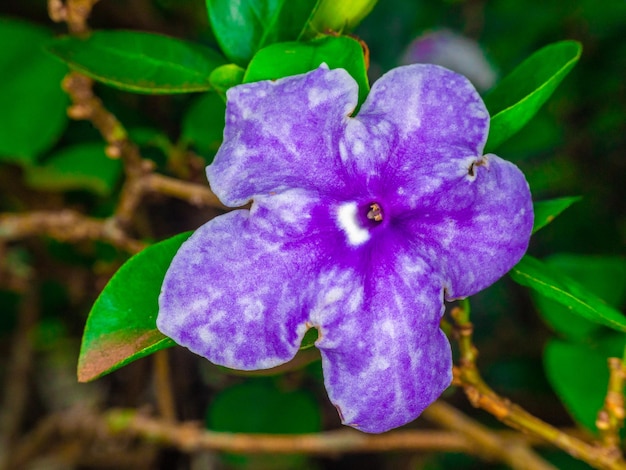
xmin=146 ymin=174 xmax=227 ymax=210
xmin=0 ymin=210 xmax=145 ymax=254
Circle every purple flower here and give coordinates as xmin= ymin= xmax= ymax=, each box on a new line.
xmin=157 ymin=64 xmax=533 ymax=433
xmin=401 ymin=29 xmax=497 ymax=91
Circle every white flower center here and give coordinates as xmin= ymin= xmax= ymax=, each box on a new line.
xmin=336 ymin=202 xmax=370 ymax=246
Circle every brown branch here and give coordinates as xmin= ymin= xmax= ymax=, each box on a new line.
xmin=145 ymin=174 xmax=227 ymax=210
xmin=8 ymin=404 xmax=592 ymax=467
xmin=451 ymin=305 xmax=626 ymax=470
xmin=10 ymin=406 xmax=535 ymax=462
xmin=423 ymin=401 xmax=556 ymax=470
xmin=0 ymin=210 xmax=145 ymax=254
xmin=61 ymin=72 xmax=149 ymax=228
xmin=107 ymin=411 xmax=466 ymax=455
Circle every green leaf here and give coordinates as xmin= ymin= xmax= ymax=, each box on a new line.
xmin=510 ymin=255 xmax=626 ymax=334
xmin=207 ymin=0 xmax=318 ymax=66
xmin=181 ymin=92 xmax=226 ymax=159
xmin=0 ymin=18 xmax=68 ymax=164
xmin=302 ymin=0 xmax=378 ymax=38
xmin=24 ymin=143 xmax=122 ymax=196
xmin=532 ymin=255 xmax=626 ymax=341
xmin=484 ymin=41 xmax=582 ymax=152
xmin=244 ymin=36 xmax=369 ymax=106
xmin=77 ymin=232 xmax=192 ymax=382
xmin=299 ymin=328 xmax=318 ymax=350
xmin=532 ymin=196 xmax=582 ymax=234
xmin=544 ymin=335 xmax=625 ymax=433
xmin=47 ymin=30 xmax=226 ymax=94
xmin=209 ymin=63 xmax=246 ymax=96
xmin=206 ymin=378 xmax=321 ymax=434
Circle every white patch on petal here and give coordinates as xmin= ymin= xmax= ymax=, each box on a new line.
xmin=381 ymin=319 xmax=396 ymax=338
xmin=399 ymin=255 xmax=427 ymax=275
xmin=238 ymin=296 xmax=265 ymax=321
xmin=339 ymin=140 xmax=349 ymax=163
xmin=440 ymin=218 xmax=457 ymax=248
xmin=352 ymin=139 xmax=365 ymax=156
xmin=187 ymin=295 xmax=207 ymax=310
xmin=347 ymin=288 xmax=363 ymax=313
xmin=325 ymin=287 xmax=345 ymax=303
xmin=372 ymin=120 xmax=392 ymax=136
xmin=374 ymin=356 xmax=390 ymax=371
xmin=233 ymin=145 xmax=250 ymax=158
xmin=336 ymin=202 xmax=370 ymax=246
xmin=403 ymin=77 xmax=424 ymax=134
xmin=469 ymin=102 xmax=488 ymax=120
xmin=310 ymin=268 xmax=363 ymax=332
xmin=198 ymin=326 xmax=216 ymax=345
xmin=307 ymin=87 xmax=328 ymax=107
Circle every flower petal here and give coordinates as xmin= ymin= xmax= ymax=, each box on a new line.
xmin=157 ymin=189 xmax=326 ymax=369
xmin=310 ymin=240 xmax=452 ymax=433
xmin=337 ymin=64 xmax=490 ymax=206
xmin=207 ymin=65 xmax=358 ymax=207
xmin=404 ymin=155 xmax=533 ymax=299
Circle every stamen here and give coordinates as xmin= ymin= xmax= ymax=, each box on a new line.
xmin=367 ymin=203 xmax=383 ymax=222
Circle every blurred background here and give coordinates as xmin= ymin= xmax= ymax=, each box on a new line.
xmin=0 ymin=0 xmax=624 ymax=468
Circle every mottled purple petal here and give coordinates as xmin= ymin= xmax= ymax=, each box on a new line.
xmin=310 ymin=239 xmax=452 ymax=433
xmin=157 ymin=189 xmax=326 ymax=369
xmin=337 ymin=65 xmax=491 ymax=209
xmin=403 ymin=155 xmax=533 ymax=299
xmin=207 ymin=66 xmax=358 ymax=207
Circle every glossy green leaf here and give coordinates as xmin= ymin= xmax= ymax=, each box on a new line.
xmin=0 ymin=18 xmax=68 ymax=164
xmin=511 ymin=255 xmax=626 ymax=333
xmin=484 ymin=41 xmax=582 ymax=152
xmin=544 ymin=335 xmax=625 ymax=433
xmin=244 ymin=36 xmax=369 ymax=105
xmin=181 ymin=92 xmax=226 ymax=159
xmin=209 ymin=63 xmax=246 ymax=96
xmin=206 ymin=378 xmax=321 ymax=434
xmin=532 ymin=196 xmax=582 ymax=234
xmin=47 ymin=30 xmax=225 ymax=94
xmin=303 ymin=0 xmax=378 ymax=37
xmin=533 ymin=255 xmax=626 ymax=341
xmin=77 ymin=232 xmax=192 ymax=382
xmin=207 ymin=0 xmax=318 ymax=66
xmin=24 ymin=143 xmax=122 ymax=196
